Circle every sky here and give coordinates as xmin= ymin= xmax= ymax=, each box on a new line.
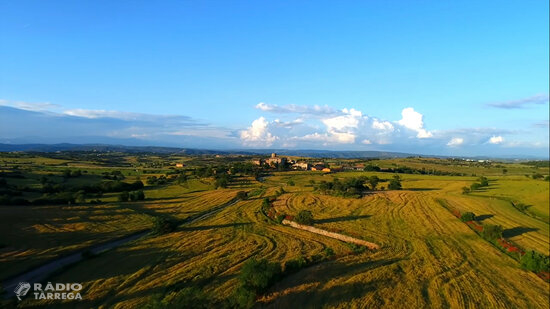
xmin=1 ymin=1 xmax=549 ymax=157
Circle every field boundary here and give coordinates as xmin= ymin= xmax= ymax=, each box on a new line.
xmin=281 ymin=219 xmax=380 ymax=250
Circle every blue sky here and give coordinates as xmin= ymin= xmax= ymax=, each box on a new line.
xmin=1 ymin=1 xmax=548 ymax=157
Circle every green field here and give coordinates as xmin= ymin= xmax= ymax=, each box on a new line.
xmin=0 ymin=153 xmax=548 ymax=308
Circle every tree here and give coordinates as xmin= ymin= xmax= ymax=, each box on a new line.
xmin=388 ymin=176 xmax=402 ymax=190
xmin=295 ymin=210 xmax=314 ymax=225
xmin=462 ymin=187 xmax=471 ymax=194
xmin=481 ymin=224 xmax=503 ymax=241
xmin=502 ymin=169 xmax=507 ymax=175
xmin=368 ymin=176 xmax=380 ymax=190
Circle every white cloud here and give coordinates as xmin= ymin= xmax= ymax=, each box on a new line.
xmin=240 ymin=117 xmax=278 ymax=146
xmin=488 ymin=135 xmax=504 ymax=144
xmin=272 ymin=118 xmax=304 ymax=128
xmin=361 ymin=139 xmax=372 ymax=145
xmin=398 ymin=107 xmax=432 ymax=138
xmin=372 ymin=119 xmax=394 ymax=131
xmin=447 ymin=137 xmax=464 ymax=147
xmin=255 ymin=102 xmax=338 ymax=116
xmin=0 ymin=99 xmax=60 ymax=112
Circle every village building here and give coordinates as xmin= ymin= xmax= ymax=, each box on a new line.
xmin=265 ymin=153 xmax=287 ymax=166
xmin=293 ymin=162 xmax=310 ymax=170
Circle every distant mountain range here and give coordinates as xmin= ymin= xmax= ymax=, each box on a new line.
xmin=0 ymin=143 xmax=545 ymax=160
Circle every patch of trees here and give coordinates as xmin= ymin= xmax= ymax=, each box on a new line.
xmin=465 ymin=176 xmax=489 ymax=193
xmin=101 ymin=170 xmax=125 ymax=180
xmin=118 ymin=190 xmax=145 ymax=202
xmin=146 ymin=175 xmax=167 ymax=185
xmin=232 ymin=258 xmax=282 ymax=308
xmin=315 ymin=177 xmax=367 ymax=198
xmin=521 ymin=160 xmax=549 ymax=168
xmin=236 ymin=191 xmax=248 ymax=200
xmin=62 ymin=169 xmax=82 ymax=178
xmin=364 ymin=165 xmax=465 ymax=176
xmin=521 ymin=250 xmax=550 ymax=273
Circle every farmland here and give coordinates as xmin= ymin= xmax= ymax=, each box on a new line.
xmin=0 ymin=152 xmax=548 ymax=308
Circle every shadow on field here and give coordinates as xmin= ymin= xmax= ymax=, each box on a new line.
xmin=503 ymin=226 xmax=539 ymax=238
xmin=264 ymin=258 xmax=400 ymax=308
xmin=179 ymin=222 xmax=253 ymax=232
xmin=315 ymin=215 xmax=371 ymax=224
xmin=407 ymin=188 xmax=438 ymax=191
xmin=475 ymin=214 xmax=494 ymax=221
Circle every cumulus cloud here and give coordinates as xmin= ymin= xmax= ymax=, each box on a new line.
xmin=372 ymin=119 xmax=394 ymax=131
xmin=255 ymin=102 xmax=338 ymax=116
xmin=447 ymin=137 xmax=464 ymax=147
xmin=240 ymin=117 xmax=278 ymax=146
xmin=397 ymin=107 xmax=433 ymax=138
xmin=487 ymin=94 xmax=549 ymax=109
xmin=361 ymin=139 xmax=372 ymax=145
xmin=488 ymin=135 xmax=504 ymax=144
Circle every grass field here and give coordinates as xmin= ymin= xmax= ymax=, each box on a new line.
xmin=1 ymin=154 xmax=548 ymax=308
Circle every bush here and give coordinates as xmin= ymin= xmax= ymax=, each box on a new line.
xmin=118 ymin=191 xmax=130 ymax=202
xmin=470 ymin=183 xmax=482 ymax=191
xmin=236 ymin=191 xmax=248 ymax=200
xmin=460 ymin=212 xmax=476 ymax=222
xmin=323 ymin=247 xmax=335 ymax=258
xmin=481 ymin=224 xmax=503 ymax=241
xmin=295 ymin=210 xmax=314 ymax=225
xmin=130 ymin=190 xmax=145 ymax=201
xmin=521 ymin=250 xmax=550 ymax=273
xmin=284 ymin=256 xmax=308 ymax=273
xmin=287 ymin=180 xmax=295 ymax=186
xmin=462 ymin=187 xmax=471 ymax=194
xmin=151 ymin=216 xmax=177 ymax=235
xmin=238 ymin=258 xmax=281 ymax=293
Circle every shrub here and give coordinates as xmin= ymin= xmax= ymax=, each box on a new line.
xmin=236 ymin=191 xmax=248 ymax=200
xmin=287 ymin=179 xmax=295 ymax=186
xmin=284 ymin=256 xmax=308 ymax=273
xmin=521 ymin=250 xmax=550 ymax=273
xmin=276 ymin=214 xmax=286 ymax=224
xmin=460 ymin=212 xmax=476 ymax=222
xmin=295 ymin=210 xmax=314 ymax=225
xmin=462 ymin=187 xmax=471 ymax=194
xmin=470 ymin=183 xmax=482 ymax=191
xmin=118 ymin=191 xmax=129 ymax=202
xmin=481 ymin=224 xmax=503 ymax=241
xmin=323 ymin=247 xmax=335 ymax=258
xmin=130 ymin=190 xmax=145 ymax=201
xmin=151 ymin=216 xmax=177 ymax=235
xmin=532 ymin=173 xmax=544 ymax=180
